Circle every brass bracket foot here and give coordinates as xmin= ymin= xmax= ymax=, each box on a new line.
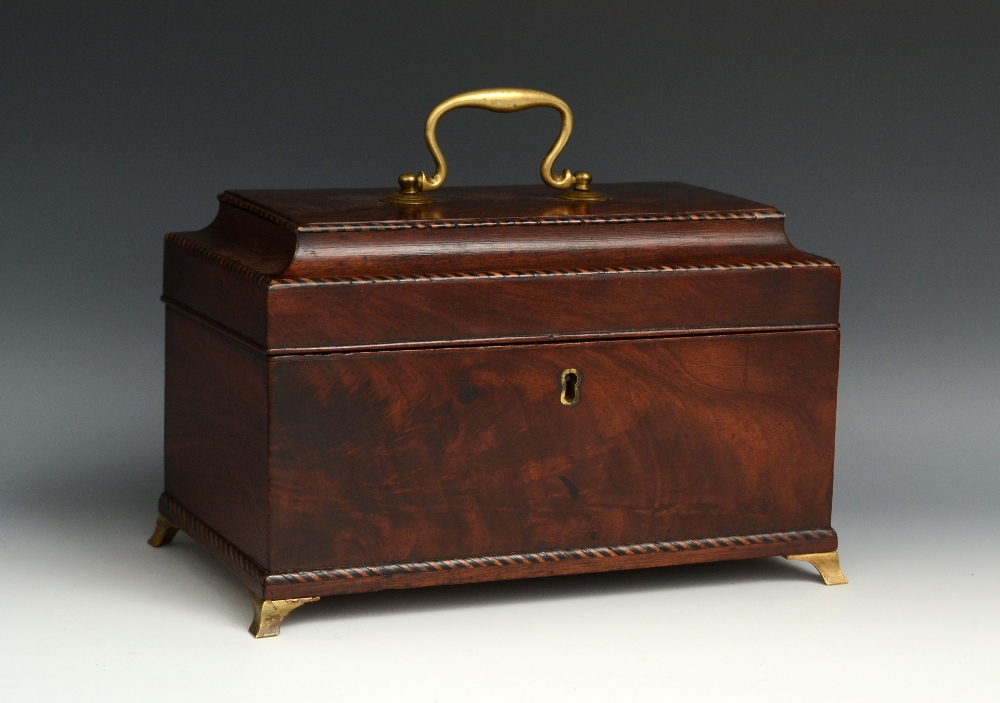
xmin=249 ymin=592 xmax=320 ymax=638
xmin=785 ymin=551 xmax=848 ymax=585
xmin=147 ymin=515 xmax=179 ymax=547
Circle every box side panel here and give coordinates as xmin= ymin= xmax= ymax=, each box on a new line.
xmin=164 ymin=307 xmax=269 ymax=567
xmin=267 ymin=264 xmax=841 ymax=352
xmin=268 ymin=329 xmax=839 ymax=573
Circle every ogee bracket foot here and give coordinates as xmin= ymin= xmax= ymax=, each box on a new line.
xmin=249 ymin=592 xmax=320 ymax=638
xmin=786 ymin=551 xmax=848 ymax=585
xmin=147 ymin=515 xmax=179 ymax=547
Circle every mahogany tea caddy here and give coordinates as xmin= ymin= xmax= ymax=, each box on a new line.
xmin=148 ymin=89 xmax=846 ymax=638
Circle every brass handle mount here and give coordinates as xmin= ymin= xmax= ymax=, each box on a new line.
xmin=381 ymin=88 xmax=609 ymax=205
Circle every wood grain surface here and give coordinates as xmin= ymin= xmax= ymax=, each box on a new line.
xmin=160 ymin=180 xmax=842 ymax=603
xmin=268 ymin=330 xmax=839 ymax=572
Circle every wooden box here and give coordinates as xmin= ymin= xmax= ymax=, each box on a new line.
xmin=149 ymin=91 xmax=845 ymax=637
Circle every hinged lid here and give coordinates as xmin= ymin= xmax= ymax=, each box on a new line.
xmin=162 ymin=88 xmax=838 ymax=354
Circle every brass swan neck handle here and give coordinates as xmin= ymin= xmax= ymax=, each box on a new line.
xmin=382 ymin=88 xmax=609 ymax=205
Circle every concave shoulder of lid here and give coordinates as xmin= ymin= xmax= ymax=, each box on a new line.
xmin=221 ymin=182 xmax=784 ymax=233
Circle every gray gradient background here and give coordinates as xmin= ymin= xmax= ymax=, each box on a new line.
xmin=2 ymin=2 xmax=998 ymax=701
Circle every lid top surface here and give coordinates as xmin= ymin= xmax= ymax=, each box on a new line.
xmin=222 ymin=182 xmax=781 ymax=231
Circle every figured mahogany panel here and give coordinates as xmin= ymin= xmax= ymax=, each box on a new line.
xmin=267 ymin=330 xmax=839 ymax=573
xmin=164 ymin=308 xmax=270 ymax=566
xmin=265 ymin=263 xmax=840 ymax=352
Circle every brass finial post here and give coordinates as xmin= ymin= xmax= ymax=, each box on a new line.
xmin=558 ymin=170 xmax=610 ymax=202
xmin=381 ymin=173 xmax=436 ymax=205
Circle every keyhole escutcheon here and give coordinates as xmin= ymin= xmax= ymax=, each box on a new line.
xmin=560 ymin=368 xmax=582 ymax=406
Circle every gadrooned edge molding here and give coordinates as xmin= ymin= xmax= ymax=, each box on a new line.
xmin=166 ymin=233 xmax=838 ymax=290
xmin=217 ymin=191 xmax=785 ymax=233
xmin=272 ymin=259 xmax=838 ymax=288
xmin=158 ymin=493 xmax=267 ymax=583
xmin=265 ymin=527 xmax=836 ymax=586
xmin=165 ymin=232 xmax=273 ymax=287
xmin=158 ymin=493 xmax=836 ymax=589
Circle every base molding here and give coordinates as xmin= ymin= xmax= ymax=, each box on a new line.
xmin=157 ymin=493 xmax=839 ymax=600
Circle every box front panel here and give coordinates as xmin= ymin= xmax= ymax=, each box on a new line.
xmin=268 ymin=330 xmax=839 ymax=572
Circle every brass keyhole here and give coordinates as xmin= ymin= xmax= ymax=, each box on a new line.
xmin=560 ymin=368 xmax=581 ymax=406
